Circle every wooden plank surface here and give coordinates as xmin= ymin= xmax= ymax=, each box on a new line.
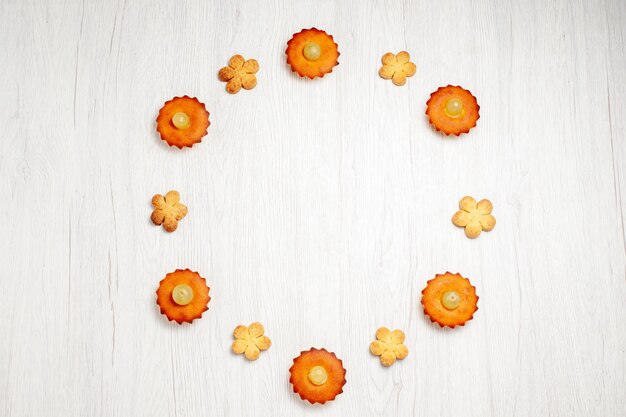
xmin=1 ymin=0 xmax=624 ymax=416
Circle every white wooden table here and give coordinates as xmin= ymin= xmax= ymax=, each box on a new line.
xmin=1 ymin=1 xmax=625 ymax=416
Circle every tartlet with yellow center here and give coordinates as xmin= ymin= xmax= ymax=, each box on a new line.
xmin=156 ymin=269 xmax=211 ymax=324
xmin=156 ymin=96 xmax=210 ymax=148
xmin=289 ymin=348 xmax=346 ymax=404
xmin=426 ymin=85 xmax=479 ymax=136
xmin=421 ymin=272 xmax=478 ymax=328
xmin=286 ymin=28 xmax=339 ymax=79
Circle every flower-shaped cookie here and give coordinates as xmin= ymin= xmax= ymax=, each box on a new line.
xmin=156 ymin=269 xmax=211 ymax=324
xmin=451 ymin=196 xmax=496 ymax=239
xmin=151 ymin=191 xmax=188 ymax=232
xmin=378 ymin=51 xmax=416 ymax=86
xmin=218 ymin=55 xmax=259 ymax=94
xmin=370 ymin=327 xmax=409 ymax=366
xmin=232 ymin=322 xmax=272 ymax=360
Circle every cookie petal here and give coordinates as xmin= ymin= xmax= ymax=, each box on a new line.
xmin=218 ymin=66 xmax=236 ymax=81
xmin=393 ymin=344 xmax=409 ymax=360
xmin=381 ymin=52 xmax=396 ymax=65
xmin=380 ymin=350 xmax=396 ymax=366
xmin=173 ymin=203 xmax=188 ymax=220
xmin=452 ymin=210 xmax=472 ymax=227
xmin=392 ymin=70 xmax=407 ymax=86
xmin=255 ymin=335 xmax=271 ymax=351
xmin=229 ymin=54 xmax=245 ymax=69
xmin=248 ymin=322 xmax=265 ymax=338
xmin=163 ymin=216 xmax=178 ymax=233
xmin=370 ymin=340 xmax=386 ymax=356
xmin=233 ymin=325 xmax=249 ymax=339
xmin=245 ymin=344 xmax=261 ymax=360
xmin=390 ymin=329 xmax=405 ymax=344
xmin=375 ymin=327 xmax=391 ymax=342
xmin=232 ymin=339 xmax=248 ymax=354
xmin=396 ymin=51 xmax=411 ymax=64
xmin=379 ymin=65 xmax=395 ymax=80
xmin=151 ymin=209 xmax=165 ymax=225
xmin=465 ymin=221 xmax=482 ymax=239
xmin=241 ymin=73 xmax=257 ymax=90
xmin=459 ymin=196 xmax=477 ymax=212
xmin=477 ymin=199 xmax=493 ymax=215
xmin=152 ymin=194 xmax=165 ymax=208
xmin=242 ymin=59 xmax=259 ymax=74
xmin=165 ymin=190 xmax=180 ymax=204
xmin=226 ymin=76 xmax=242 ymax=94
xmin=402 ymin=62 xmax=416 ymax=77
xmin=480 ymin=214 xmax=496 ymax=231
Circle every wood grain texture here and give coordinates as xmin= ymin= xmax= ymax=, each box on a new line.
xmin=1 ymin=0 xmax=625 ymax=416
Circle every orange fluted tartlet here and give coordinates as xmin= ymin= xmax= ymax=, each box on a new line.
xmin=286 ymin=28 xmax=339 ymax=79
xmin=421 ymin=272 xmax=478 ymax=328
xmin=426 ymin=85 xmax=479 ymax=136
xmin=289 ymin=348 xmax=346 ymax=404
xmin=156 ymin=96 xmax=210 ymax=148
xmin=156 ymin=269 xmax=211 ymax=324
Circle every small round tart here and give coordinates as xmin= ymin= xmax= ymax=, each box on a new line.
xmin=426 ymin=85 xmax=480 ymax=136
xmin=156 ymin=96 xmax=210 ymax=148
xmin=156 ymin=269 xmax=211 ymax=324
xmin=286 ymin=28 xmax=339 ymax=79
xmin=289 ymin=348 xmax=346 ymax=404
xmin=421 ymin=272 xmax=478 ymax=328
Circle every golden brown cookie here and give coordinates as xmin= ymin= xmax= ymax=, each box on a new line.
xmin=232 ymin=322 xmax=271 ymax=360
xmin=156 ymin=96 xmax=210 ymax=148
xmin=218 ymin=54 xmax=259 ymax=94
xmin=378 ymin=51 xmax=416 ymax=86
xmin=421 ymin=272 xmax=478 ymax=328
xmin=156 ymin=269 xmax=211 ymax=324
xmin=286 ymin=28 xmax=339 ymax=79
xmin=370 ymin=327 xmax=409 ymax=366
xmin=451 ymin=196 xmax=496 ymax=238
xmin=151 ymin=190 xmax=188 ymax=232
xmin=289 ymin=348 xmax=346 ymax=404
xmin=426 ymin=85 xmax=479 ymax=136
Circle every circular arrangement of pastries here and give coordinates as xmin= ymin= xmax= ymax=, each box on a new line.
xmin=426 ymin=85 xmax=480 ymax=136
xmin=156 ymin=269 xmax=211 ymax=324
xmin=156 ymin=96 xmax=210 ymax=148
xmin=421 ymin=272 xmax=478 ymax=328
xmin=289 ymin=348 xmax=347 ymax=404
xmin=286 ymin=28 xmax=339 ymax=79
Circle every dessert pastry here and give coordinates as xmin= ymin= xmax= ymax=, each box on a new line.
xmin=289 ymin=348 xmax=346 ymax=404
xmin=156 ymin=96 xmax=210 ymax=148
xmin=370 ymin=327 xmax=409 ymax=366
xmin=218 ymin=54 xmax=259 ymax=94
xmin=151 ymin=190 xmax=188 ymax=232
xmin=421 ymin=272 xmax=478 ymax=328
xmin=426 ymin=85 xmax=479 ymax=135
xmin=451 ymin=196 xmax=496 ymax=239
xmin=378 ymin=51 xmax=416 ymax=86
xmin=232 ymin=322 xmax=271 ymax=360
xmin=156 ymin=269 xmax=211 ymax=324
xmin=286 ymin=28 xmax=339 ymax=79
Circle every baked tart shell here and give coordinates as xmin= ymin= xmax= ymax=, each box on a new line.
xmin=426 ymin=85 xmax=479 ymax=136
xmin=286 ymin=28 xmax=339 ymax=79
xmin=156 ymin=269 xmax=211 ymax=324
xmin=289 ymin=348 xmax=346 ymax=404
xmin=421 ymin=272 xmax=478 ymax=328
xmin=156 ymin=96 xmax=210 ymax=148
